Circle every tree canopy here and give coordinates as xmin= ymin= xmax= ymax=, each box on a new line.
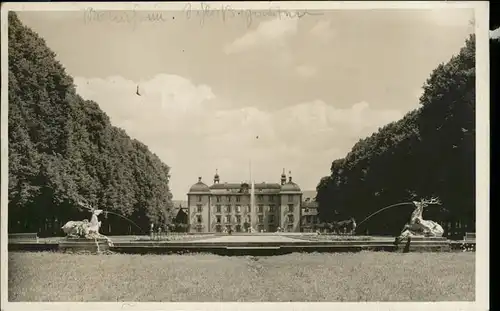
xmin=8 ymin=12 xmax=174 ymax=236
xmin=316 ymin=34 xmax=476 ymax=236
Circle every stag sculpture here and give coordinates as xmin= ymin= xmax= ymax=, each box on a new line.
xmin=61 ymin=201 xmax=113 ymax=247
xmin=397 ymin=197 xmax=444 ymax=241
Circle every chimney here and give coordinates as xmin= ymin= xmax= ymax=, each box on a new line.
xmin=281 ymin=168 xmax=287 ymax=185
xmin=198 ymin=177 xmax=202 ymax=182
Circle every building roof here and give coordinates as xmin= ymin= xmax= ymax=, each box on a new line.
xmin=189 ymin=177 xmax=210 ymax=193
xmin=188 ymin=173 xmax=303 ymax=194
xmin=209 ymin=182 xmax=281 ymax=190
xmin=280 ymin=176 xmax=301 ymax=192
xmin=302 ymin=200 xmax=319 ymax=208
xmin=302 ymin=190 xmax=317 ymax=201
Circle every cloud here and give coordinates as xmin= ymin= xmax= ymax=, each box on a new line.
xmin=490 ymin=27 xmax=500 ymax=40
xmin=295 ymin=65 xmax=317 ymax=78
xmin=310 ymin=20 xmax=335 ymax=43
xmin=75 ymin=74 xmax=404 ymax=199
xmin=223 ymin=17 xmax=299 ymax=54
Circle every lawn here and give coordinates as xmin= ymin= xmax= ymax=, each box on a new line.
xmin=8 ymin=251 xmax=475 ymax=302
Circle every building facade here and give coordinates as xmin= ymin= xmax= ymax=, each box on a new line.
xmin=187 ymin=170 xmax=303 ymax=233
xmin=300 ymin=192 xmax=320 ymax=232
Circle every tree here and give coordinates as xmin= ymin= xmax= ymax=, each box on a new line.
xmin=316 ymin=34 xmax=476 ymax=236
xmin=8 ymin=12 xmax=174 ymax=236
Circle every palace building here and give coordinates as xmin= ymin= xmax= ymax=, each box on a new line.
xmin=187 ymin=170 xmax=303 ymax=233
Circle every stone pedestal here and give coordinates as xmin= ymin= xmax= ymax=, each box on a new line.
xmin=394 ymin=236 xmax=450 ymax=252
xmin=58 ymin=238 xmax=110 ymax=254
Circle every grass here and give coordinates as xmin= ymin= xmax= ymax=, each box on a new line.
xmin=8 ymin=251 xmax=474 ymax=302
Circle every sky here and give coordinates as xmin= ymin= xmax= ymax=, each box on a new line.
xmin=16 ymin=7 xmax=474 ymax=200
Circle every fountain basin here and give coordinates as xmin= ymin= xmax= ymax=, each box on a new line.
xmin=394 ymin=236 xmax=451 ymax=252
xmin=58 ymin=238 xmax=111 ymax=254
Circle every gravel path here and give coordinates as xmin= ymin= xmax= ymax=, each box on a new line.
xmin=191 ymin=234 xmax=306 ymax=243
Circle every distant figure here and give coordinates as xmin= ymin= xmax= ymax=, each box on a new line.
xmin=150 ymin=223 xmax=154 ymax=239
xmin=350 ymin=218 xmax=357 ymax=235
xmin=136 ymin=85 xmax=141 ymax=96
xmin=157 ymin=226 xmax=162 ymax=240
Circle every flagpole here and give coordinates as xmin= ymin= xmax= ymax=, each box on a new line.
xmin=249 ymin=137 xmax=257 ymax=232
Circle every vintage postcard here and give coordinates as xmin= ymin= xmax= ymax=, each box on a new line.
xmin=1 ymin=1 xmax=490 ymax=311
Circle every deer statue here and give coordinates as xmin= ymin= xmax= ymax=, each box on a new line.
xmin=397 ymin=197 xmax=444 ymax=242
xmin=61 ymin=200 xmax=113 ymax=247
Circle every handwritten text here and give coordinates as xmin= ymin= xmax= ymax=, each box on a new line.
xmin=83 ymin=3 xmax=324 ymax=28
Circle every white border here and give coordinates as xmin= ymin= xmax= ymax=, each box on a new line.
xmin=1 ymin=2 xmax=490 ymax=311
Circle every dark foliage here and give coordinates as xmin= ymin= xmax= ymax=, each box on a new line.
xmin=316 ymin=34 xmax=476 ymax=236
xmin=8 ymin=12 xmax=174 ymax=236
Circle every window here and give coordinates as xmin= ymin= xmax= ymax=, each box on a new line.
xmin=236 ymin=196 xmax=241 ymax=202
xmin=236 ymin=215 xmax=241 ymax=223
xmin=246 ymin=215 xmax=251 ymax=223
xmin=269 ymin=205 xmax=275 ymax=213
xmin=197 ymin=215 xmax=202 ymax=223
xmin=216 ymin=196 xmax=221 ymax=203
xmin=216 ymin=216 xmax=221 ymax=223
xmin=236 ymin=225 xmax=242 ymax=232
xmin=258 ymin=195 xmax=263 ymax=201
xmin=197 ymin=205 xmax=202 ymax=213
xmin=216 ymin=205 xmax=221 ymax=213
xmin=198 ymin=195 xmax=202 ymax=202
xmin=269 ymin=215 xmax=275 ymax=223
xmin=257 ymin=224 xmax=264 ymax=232
xmin=197 ymin=227 xmax=202 ymax=233
xmin=247 ymin=205 xmax=251 ymax=213
xmin=258 ymin=215 xmax=264 ymax=223
xmin=226 ymin=205 xmax=231 ymax=213
xmin=287 ymin=215 xmax=294 ymax=223
xmin=287 ymin=224 xmax=293 ymax=232
xmin=227 ymin=196 xmax=231 ymax=202
xmin=236 ymin=205 xmax=241 ymax=213
xmin=226 ymin=225 xmax=232 ymax=232
xmin=288 ymin=204 xmax=294 ymax=213
xmin=258 ymin=205 xmax=264 ymax=213
xmin=306 ymin=215 xmax=312 ymax=223
xmin=288 ymin=194 xmax=293 ymax=202
xmin=304 ymin=208 xmax=309 ymax=213
xmin=224 ymin=215 xmax=230 ymax=223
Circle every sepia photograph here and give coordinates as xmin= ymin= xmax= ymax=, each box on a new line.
xmin=1 ymin=1 xmax=490 ymax=310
